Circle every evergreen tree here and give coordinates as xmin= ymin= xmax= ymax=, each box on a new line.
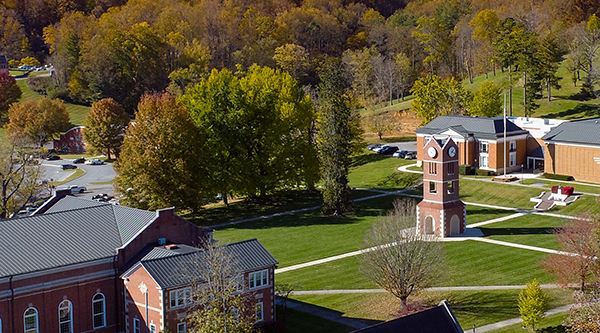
xmin=518 ymin=279 xmax=549 ymax=331
xmin=537 ymin=34 xmax=565 ymax=102
xmin=316 ymin=60 xmax=354 ymax=216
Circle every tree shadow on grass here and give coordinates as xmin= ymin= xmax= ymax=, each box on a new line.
xmin=538 ymin=326 xmax=567 ymax=333
xmin=543 ymin=103 xmax=600 ymax=120
xmin=350 ymin=152 xmax=388 ymax=168
xmin=284 ymin=298 xmax=382 ymax=328
xmin=433 ymin=292 xmax=517 ymax=326
xmin=480 ymin=227 xmax=554 ymax=237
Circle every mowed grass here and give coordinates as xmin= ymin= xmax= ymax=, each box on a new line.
xmin=348 ymin=152 xmax=420 ymax=190
xmin=277 ymin=240 xmax=555 ymax=290
xmin=488 ymin=312 xmax=568 ymax=333
xmin=480 ymin=214 xmax=566 ymax=250
xmin=466 ymin=205 xmax=514 ymax=225
xmin=522 ymin=178 xmax=600 ymax=195
xmin=459 ymin=179 xmax=543 ymax=209
xmin=291 ymin=289 xmax=573 ymax=331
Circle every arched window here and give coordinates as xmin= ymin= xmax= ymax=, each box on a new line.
xmin=59 ymin=300 xmax=73 ymax=333
xmin=92 ymin=293 xmax=106 ymax=329
xmin=24 ymin=307 xmax=39 ymax=333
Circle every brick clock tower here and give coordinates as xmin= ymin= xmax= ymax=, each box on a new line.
xmin=417 ymin=137 xmax=466 ymax=237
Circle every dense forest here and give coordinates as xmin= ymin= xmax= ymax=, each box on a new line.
xmin=2 ymin=0 xmax=600 ymax=113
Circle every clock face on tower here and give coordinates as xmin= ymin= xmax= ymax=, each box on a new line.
xmin=427 ymin=147 xmax=437 ymax=158
xmin=448 ymin=146 xmax=456 ymax=157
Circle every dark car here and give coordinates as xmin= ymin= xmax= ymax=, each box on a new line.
xmin=73 ymin=158 xmax=86 ymax=164
xmin=61 ymin=164 xmax=77 ymax=170
xmin=393 ymin=150 xmax=407 ymax=158
xmin=367 ymin=144 xmax=382 ymax=151
xmin=378 ymin=146 xmax=399 ymax=155
xmin=404 ymin=151 xmax=417 ymax=159
xmin=47 ymin=155 xmax=61 ymax=161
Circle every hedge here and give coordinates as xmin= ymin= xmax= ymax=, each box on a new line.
xmin=459 ymin=164 xmax=474 ymax=175
xmin=475 ymin=169 xmax=493 ymax=176
xmin=543 ymin=173 xmax=574 ymax=181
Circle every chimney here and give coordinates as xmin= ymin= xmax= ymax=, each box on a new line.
xmin=156 ymin=207 xmax=175 ymax=218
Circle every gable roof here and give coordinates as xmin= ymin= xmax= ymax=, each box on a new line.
xmin=124 ymin=239 xmax=278 ymax=289
xmin=417 ymin=115 xmax=528 ymax=140
xmin=351 ymin=301 xmax=463 ymax=333
xmin=0 ymin=196 xmax=157 ymax=278
xmin=541 ymin=118 xmax=600 ymax=146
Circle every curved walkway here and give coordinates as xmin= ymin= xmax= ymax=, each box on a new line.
xmin=398 ymin=163 xmax=422 ymax=174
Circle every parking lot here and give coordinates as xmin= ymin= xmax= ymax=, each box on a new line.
xmin=41 ymin=157 xmax=117 ymax=198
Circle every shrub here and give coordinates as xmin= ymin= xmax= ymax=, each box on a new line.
xmin=476 ymin=169 xmax=492 ymax=176
xmin=26 ymin=76 xmax=52 ymax=95
xmin=543 ymin=173 xmax=574 ymax=181
xmin=459 ymin=164 xmax=473 ymax=175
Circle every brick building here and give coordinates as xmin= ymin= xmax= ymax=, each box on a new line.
xmin=416 ymin=137 xmax=465 ymax=237
xmin=0 ymin=191 xmax=277 ymax=333
xmin=543 ymin=118 xmax=600 ymax=183
xmin=51 ymin=126 xmax=86 ymax=154
xmin=416 ymin=116 xmax=529 ymax=174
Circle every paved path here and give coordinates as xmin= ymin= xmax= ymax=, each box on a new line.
xmin=397 ymin=163 xmax=422 ymax=174
xmin=474 ymin=305 xmax=571 ymax=332
xmin=468 ymin=213 xmax=525 ymax=228
xmin=280 ymin=298 xmax=370 ymax=330
xmin=291 ymin=284 xmax=572 ymax=295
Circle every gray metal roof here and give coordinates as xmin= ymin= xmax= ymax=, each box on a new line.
xmin=133 ymin=239 xmax=278 ymax=289
xmin=0 ymin=197 xmax=157 ymax=278
xmin=417 ymin=115 xmax=528 ymax=140
xmin=45 ymin=195 xmax=106 ymax=213
xmin=542 ymin=118 xmax=600 ymax=145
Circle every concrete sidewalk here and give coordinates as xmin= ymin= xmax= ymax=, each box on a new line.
xmin=291 ymin=284 xmax=570 ymax=295
xmin=474 ymin=305 xmax=571 ymax=332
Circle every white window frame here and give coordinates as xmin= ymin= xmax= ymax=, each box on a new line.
xmin=24 ymin=307 xmax=39 ymax=333
xmin=480 ymin=154 xmax=489 ymax=168
xmin=509 ymin=140 xmax=516 ymax=152
xmin=255 ymin=302 xmax=264 ymax=322
xmin=134 ymin=318 xmax=141 ymax=333
xmin=177 ymin=322 xmax=186 ymax=333
xmin=92 ymin=293 xmax=106 ymax=329
xmin=59 ymin=300 xmax=73 ymax=333
xmin=479 ymin=141 xmax=489 ymax=153
xmin=249 ymin=270 xmax=269 ymax=290
xmin=170 ymin=287 xmax=192 ymax=309
xmin=149 ymin=323 xmax=157 ymax=333
xmin=509 ymin=152 xmax=516 ymax=167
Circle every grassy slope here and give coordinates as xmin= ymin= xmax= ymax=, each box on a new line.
xmin=292 ymin=289 xmax=573 ymax=331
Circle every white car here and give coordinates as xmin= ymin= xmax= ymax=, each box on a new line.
xmin=67 ymin=185 xmax=87 ymax=194
xmin=372 ymin=145 xmax=389 ymax=153
xmin=85 ymin=159 xmax=105 ymax=165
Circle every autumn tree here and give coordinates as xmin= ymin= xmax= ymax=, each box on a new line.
xmin=543 ymin=217 xmax=600 ymax=292
xmin=5 ymin=98 xmax=70 ymax=147
xmin=19 ymin=56 xmax=40 ymax=67
xmin=566 ymin=286 xmax=600 ymax=333
xmin=470 ymin=9 xmax=500 ymax=77
xmin=0 ymin=71 xmax=22 ymax=122
xmin=83 ymin=98 xmax=130 ymax=159
xmin=273 ymin=44 xmax=310 ymax=83
xmin=470 ymin=81 xmax=503 ymax=117
xmin=317 ymin=61 xmax=355 ymax=216
xmin=0 ymin=146 xmax=44 ymax=218
xmin=573 ymin=14 xmax=600 ymax=98
xmin=114 ymin=93 xmax=209 ymax=211
xmin=518 ymin=279 xmax=549 ymax=332
xmin=371 ymin=54 xmax=398 ymax=106
xmin=342 ymin=47 xmax=377 ymax=105
xmin=394 ymin=52 xmax=413 ymax=101
xmin=360 ymin=198 xmax=445 ymax=310
xmin=413 ymin=16 xmax=454 ymax=75
xmin=366 ymin=113 xmax=392 ymax=140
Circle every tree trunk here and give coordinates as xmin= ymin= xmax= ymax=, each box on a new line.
xmin=547 ymin=78 xmax=551 ymax=102
xmin=508 ymin=61 xmax=513 ymax=117
xmin=400 ymin=297 xmax=408 ymax=309
xmin=107 ymin=148 xmax=111 ymax=160
xmin=223 ymin=192 xmax=228 ymax=206
xmin=493 ymin=62 xmax=496 ymax=76
xmin=378 ymin=132 xmax=383 ymax=140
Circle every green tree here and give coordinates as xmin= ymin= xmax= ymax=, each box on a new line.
xmin=342 ymin=47 xmax=377 ymax=105
xmin=83 ymin=98 xmax=130 ymax=158
xmin=470 ymin=9 xmax=500 ymax=77
xmin=394 ymin=52 xmax=413 ymax=101
xmin=518 ymin=279 xmax=549 ymax=331
xmin=5 ymin=98 xmax=70 ymax=147
xmin=537 ymin=34 xmax=565 ymax=102
xmin=0 ymin=71 xmax=22 ymax=123
xmin=470 ymin=81 xmax=503 ymax=117
xmin=273 ymin=43 xmax=310 ymax=82
xmin=410 ymin=75 xmax=471 ymax=124
xmin=114 ymin=93 xmax=208 ymax=211
xmin=316 ymin=61 xmax=354 ymax=216
xmin=413 ymin=16 xmax=455 ymax=75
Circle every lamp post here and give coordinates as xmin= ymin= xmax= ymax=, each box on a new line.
xmin=521 ymin=164 xmax=524 ymax=183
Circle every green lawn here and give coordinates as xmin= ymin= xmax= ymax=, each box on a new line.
xmin=277 ymin=240 xmax=555 ymax=290
xmin=466 ymin=205 xmax=514 ymax=225
xmin=459 ymin=179 xmax=544 ymax=209
xmin=488 ymin=312 xmax=568 ymax=333
xmin=522 ymin=178 xmax=600 ymax=195
xmin=278 ymin=306 xmax=354 ymax=333
xmin=291 ymin=289 xmax=573 ymax=331
xmin=348 ymin=153 xmax=420 ymax=191
xmin=481 ymin=214 xmax=566 ymax=250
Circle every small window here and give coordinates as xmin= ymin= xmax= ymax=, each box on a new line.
xmin=448 ymin=182 xmax=454 ymax=194
xmin=480 ymin=155 xmax=489 ymax=168
xmin=149 ymin=324 xmax=157 ymax=333
xmin=59 ymin=300 xmax=73 ymax=333
xmin=509 ymin=141 xmax=516 ymax=152
xmin=93 ymin=293 xmax=106 ymax=328
xmin=428 ymin=162 xmax=437 ymax=175
xmin=170 ymin=287 xmax=192 ymax=308
xmin=249 ymin=270 xmax=269 ymax=289
xmin=509 ymin=153 xmax=516 ymax=167
xmin=479 ymin=141 xmax=489 ymax=153
xmin=255 ymin=302 xmax=264 ymax=322
xmin=177 ymin=322 xmax=186 ymax=333
xmin=24 ymin=308 xmax=38 ymax=333
xmin=448 ymin=163 xmax=455 ymax=175
xmin=134 ymin=319 xmax=140 ymax=333
xmin=429 ymin=182 xmax=436 ymax=194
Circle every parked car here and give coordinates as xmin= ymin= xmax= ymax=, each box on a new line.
xmin=393 ymin=150 xmax=407 ymax=158
xmin=61 ymin=164 xmax=77 ymax=170
xmin=367 ymin=144 xmax=382 ymax=151
xmin=404 ymin=151 xmax=417 ymax=159
xmin=92 ymin=193 xmax=114 ymax=202
xmin=84 ymin=159 xmax=105 ymax=165
xmin=379 ymin=146 xmax=399 ymax=155
xmin=67 ymin=185 xmax=87 ymax=194
xmin=372 ymin=145 xmax=388 ymax=153
xmin=46 ymin=155 xmax=61 ymax=161
xmin=73 ymin=157 xmax=86 ymax=164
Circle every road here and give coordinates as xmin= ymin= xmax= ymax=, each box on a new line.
xmin=41 ymin=158 xmax=116 ymax=198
